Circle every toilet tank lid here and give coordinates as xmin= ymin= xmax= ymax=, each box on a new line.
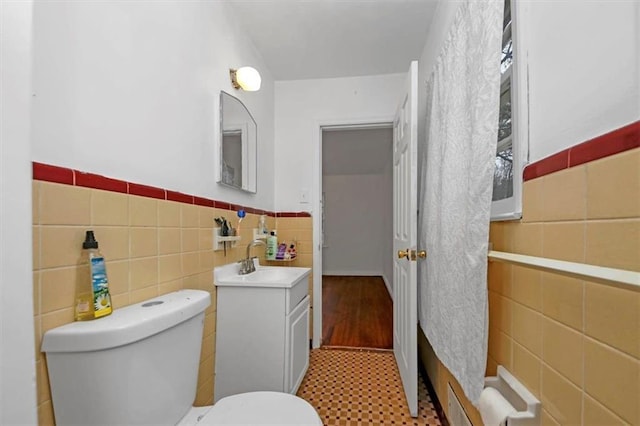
xmin=41 ymin=289 xmax=211 ymax=353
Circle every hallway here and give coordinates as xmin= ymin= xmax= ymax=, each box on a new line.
xmin=322 ymin=276 xmax=393 ymax=349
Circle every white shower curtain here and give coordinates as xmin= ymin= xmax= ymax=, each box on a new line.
xmin=418 ymin=0 xmax=503 ymax=404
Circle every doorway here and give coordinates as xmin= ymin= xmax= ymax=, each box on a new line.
xmin=319 ymin=126 xmax=393 ymax=349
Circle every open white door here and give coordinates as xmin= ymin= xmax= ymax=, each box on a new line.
xmin=392 ymin=61 xmax=418 ymax=417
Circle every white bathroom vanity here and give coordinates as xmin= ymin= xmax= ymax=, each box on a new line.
xmin=213 ymin=261 xmax=311 ymax=402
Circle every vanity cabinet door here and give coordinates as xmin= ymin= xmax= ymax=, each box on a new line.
xmin=284 ymin=295 xmax=310 ymax=394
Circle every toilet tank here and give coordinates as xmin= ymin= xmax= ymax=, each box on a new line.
xmin=41 ymin=289 xmax=211 ymax=426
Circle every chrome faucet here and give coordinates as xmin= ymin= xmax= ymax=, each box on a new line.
xmin=238 ymin=239 xmax=266 ymax=275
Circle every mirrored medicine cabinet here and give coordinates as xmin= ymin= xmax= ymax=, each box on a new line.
xmin=217 ymin=91 xmax=257 ymax=193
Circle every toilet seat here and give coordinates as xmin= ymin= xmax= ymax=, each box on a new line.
xmin=181 ymin=392 xmax=322 ymax=425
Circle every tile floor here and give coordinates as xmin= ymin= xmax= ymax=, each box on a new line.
xmin=297 ymin=348 xmax=442 ymax=426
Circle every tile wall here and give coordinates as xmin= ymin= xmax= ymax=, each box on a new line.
xmin=420 ymin=146 xmax=639 ymax=425
xmin=32 ymin=172 xmax=313 ymax=425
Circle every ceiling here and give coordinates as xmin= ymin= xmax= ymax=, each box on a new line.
xmin=322 ymin=127 xmax=393 ymax=176
xmin=227 ymin=0 xmax=438 ymax=81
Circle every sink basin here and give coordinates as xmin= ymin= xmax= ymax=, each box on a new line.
xmin=214 ymin=260 xmax=311 ymax=288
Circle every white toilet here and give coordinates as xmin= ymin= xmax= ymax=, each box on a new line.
xmin=41 ymin=289 xmax=322 ymax=425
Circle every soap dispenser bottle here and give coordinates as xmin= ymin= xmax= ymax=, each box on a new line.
xmin=75 ymin=231 xmax=113 ymax=321
xmin=266 ymin=231 xmax=277 ymax=261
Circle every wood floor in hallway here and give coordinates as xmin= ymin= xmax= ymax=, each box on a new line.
xmin=322 ymin=275 xmax=393 ymax=349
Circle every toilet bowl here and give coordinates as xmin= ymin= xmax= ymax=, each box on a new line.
xmin=41 ymin=289 xmax=321 ymax=425
xmin=179 ymin=392 xmax=321 ymax=425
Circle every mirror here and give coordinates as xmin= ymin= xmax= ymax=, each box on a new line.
xmin=218 ymin=91 xmax=257 ymax=193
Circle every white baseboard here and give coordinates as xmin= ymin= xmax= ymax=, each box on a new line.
xmin=381 ymin=273 xmax=392 ymax=299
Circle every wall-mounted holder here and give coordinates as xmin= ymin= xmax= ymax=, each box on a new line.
xmin=481 ymin=365 xmax=541 ymax=426
xmin=214 ymin=227 xmax=241 ymax=252
xmin=253 ymin=228 xmax=269 ymax=240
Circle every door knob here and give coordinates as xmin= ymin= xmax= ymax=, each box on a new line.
xmin=397 ymin=250 xmax=409 ymax=260
xmin=417 ymin=250 xmax=427 ymax=259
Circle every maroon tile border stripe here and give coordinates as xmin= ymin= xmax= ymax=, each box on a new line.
xmin=31 ymin=162 xmax=309 ymax=218
xmin=524 ymin=120 xmax=639 ymax=181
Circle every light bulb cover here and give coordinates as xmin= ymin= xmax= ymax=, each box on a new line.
xmin=230 ymin=66 xmax=261 ymax=91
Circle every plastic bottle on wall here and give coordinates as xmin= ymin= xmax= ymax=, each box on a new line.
xmin=266 ymin=231 xmax=277 ymax=261
xmin=75 ymin=230 xmax=113 ymax=321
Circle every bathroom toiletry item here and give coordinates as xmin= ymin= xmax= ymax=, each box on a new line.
xmin=258 ymin=214 xmax=268 ymax=234
xmin=266 ymin=232 xmax=277 ymax=260
xmin=287 ymin=243 xmax=297 ymax=259
xmin=75 ymin=230 xmax=112 ymax=321
xmin=237 ymin=209 xmax=246 ymax=233
xmin=275 ymin=242 xmax=287 ymax=260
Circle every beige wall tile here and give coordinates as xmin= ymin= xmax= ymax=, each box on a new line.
xmin=36 ymin=359 xmax=50 ymax=405
xmin=182 ymin=228 xmax=199 ymax=253
xmin=40 ymin=226 xmax=86 ymax=268
xmin=542 ymin=222 xmax=586 ymax=263
xmin=488 ymin=327 xmax=512 ymax=370
xmin=488 ymin=262 xmax=512 ymax=298
xmin=33 ymin=181 xmax=40 ymax=225
xmin=200 ymin=250 xmax=215 ymax=273
xmin=541 ymin=408 xmax=561 ymax=426
xmin=586 ymin=220 xmax=640 ymax=272
xmin=199 ymin=228 xmax=213 ymax=251
xmin=41 ymin=308 xmax=74 ymax=335
xmin=195 ymin=376 xmax=214 ymax=407
xmin=129 ymin=195 xmax=157 ymax=227
xmin=199 ymin=206 xmax=215 ymax=229
xmin=203 ymin=312 xmax=216 ymax=337
xmin=512 ymin=302 xmax=542 ymax=357
xmin=40 ymin=267 xmax=80 ymax=314
xmin=542 ymin=318 xmax=583 ymax=387
xmin=488 ymin=291 xmax=511 ymax=335
xmin=182 ymin=252 xmax=200 ymax=276
xmin=197 ymin=354 xmax=214 ymax=389
xmin=40 ymin=183 xmax=91 ymax=225
xmin=130 ymin=227 xmax=158 ymax=258
xmin=111 ymin=292 xmax=130 ymax=309
xmin=33 ymin=272 xmax=41 ymax=316
xmin=93 ymin=227 xmax=129 ymax=261
xmin=512 ymin=223 xmax=543 ymax=256
xmin=33 ymin=226 xmax=40 ymax=270
xmin=200 ymin=333 xmax=214 ymax=363
xmin=181 ymin=204 xmax=200 ymax=228
xmin=584 ymin=338 xmax=639 ymax=424
xmin=91 ymin=189 xmax=129 ymax=226
xmin=33 ymin=316 xmax=42 ymax=361
xmin=585 ymin=282 xmax=640 ymax=358
xmin=541 ymin=273 xmax=583 ymax=332
xmin=542 ymin=166 xmax=587 ymax=221
xmin=130 ymin=257 xmax=158 ymax=290
xmin=511 ymin=266 xmax=542 ymax=311
xmin=158 ymin=200 xmax=181 ymax=227
xmin=129 ymin=286 xmax=158 ymax=305
xmin=523 ymin=177 xmax=544 ymax=223
xmin=583 ymin=394 xmax=627 ymax=426
xmin=158 ymin=279 xmax=183 ymax=296
xmin=587 ymin=148 xmax=640 ymax=219
xmin=541 ymin=364 xmax=582 ymax=425
xmin=159 ymin=254 xmax=182 ymax=283
xmin=38 ymin=400 xmax=55 ymax=426
xmin=107 ymin=260 xmax=129 ymax=295
xmin=158 ymin=228 xmax=181 ymax=255
xmin=512 ymin=342 xmax=541 ymax=398
xmin=489 ymin=222 xmax=505 ymax=251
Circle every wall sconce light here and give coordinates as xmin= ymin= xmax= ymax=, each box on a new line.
xmin=230 ymin=66 xmax=261 ymax=91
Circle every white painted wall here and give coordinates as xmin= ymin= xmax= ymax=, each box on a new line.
xmin=274 ymin=74 xmax=404 ymax=212
xmin=323 ymin=173 xmax=391 ymax=277
xmin=527 ymin=1 xmax=639 ymax=162
xmin=31 ymin=1 xmax=276 ymax=210
xmin=0 ymin=1 xmax=38 ymax=424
